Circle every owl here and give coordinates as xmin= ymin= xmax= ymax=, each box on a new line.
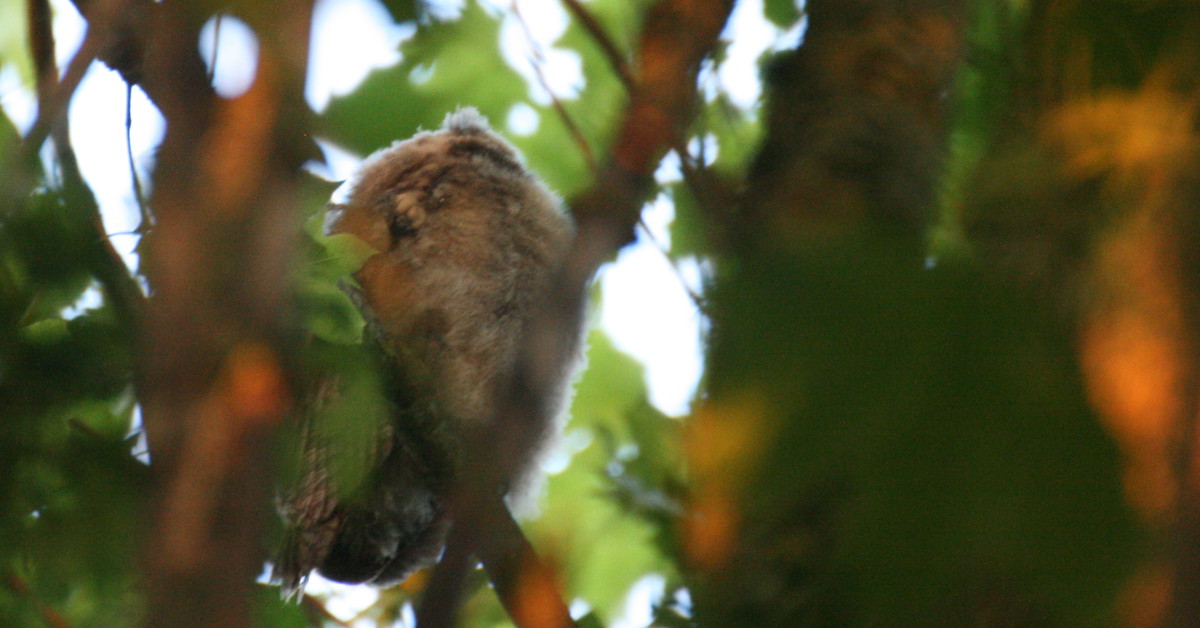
xmin=273 ymin=108 xmax=580 ymax=597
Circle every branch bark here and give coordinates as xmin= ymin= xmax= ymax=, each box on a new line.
xmin=52 ymin=2 xmax=322 ymax=626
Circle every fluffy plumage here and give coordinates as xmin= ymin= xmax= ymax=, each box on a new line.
xmin=274 ymin=108 xmax=578 ymax=596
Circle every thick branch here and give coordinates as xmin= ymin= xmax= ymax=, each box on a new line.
xmin=476 ymin=497 xmax=575 ymax=628
xmin=68 ymin=0 xmax=217 ymax=115
xmin=413 ymin=527 xmax=477 ymax=628
xmin=569 ymin=0 xmax=735 ymax=277
xmin=417 ymin=496 xmax=576 ymax=628
xmin=122 ymin=1 xmax=317 ymax=626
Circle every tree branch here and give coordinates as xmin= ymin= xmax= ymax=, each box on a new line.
xmin=416 ymin=0 xmax=735 ymax=625
xmin=22 ymin=0 xmax=133 ymax=163
xmin=511 ymin=1 xmax=597 ymax=174
xmin=111 ymin=1 xmax=318 ymax=625
xmin=413 ymin=526 xmax=476 ymax=628
xmin=476 ymin=498 xmax=575 ymax=628
xmin=67 ymin=0 xmax=217 ymax=118
xmin=25 ymin=0 xmax=145 ymax=336
xmin=559 ymin=0 xmax=636 ymax=92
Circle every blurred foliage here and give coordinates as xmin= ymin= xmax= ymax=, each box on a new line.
xmin=762 ymin=0 xmax=802 ymax=29
xmin=0 ymin=0 xmax=32 ymax=84
xmin=0 ymin=176 xmax=146 ymax=625
xmin=318 ymin=0 xmax=643 ymax=199
xmin=690 ymin=236 xmax=1136 ymax=626
xmin=379 ymin=0 xmax=419 ymax=24
xmin=320 ymin=1 xmax=529 ymax=154
xmin=5 ymin=0 xmax=1199 ymax=626
xmin=531 ymin=329 xmax=682 ymax=622
xmin=295 ymin=174 xmax=371 ymax=346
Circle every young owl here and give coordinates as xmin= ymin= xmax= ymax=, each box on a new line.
xmin=274 ymin=108 xmax=579 ymax=596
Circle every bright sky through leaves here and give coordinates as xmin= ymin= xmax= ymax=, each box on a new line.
xmin=9 ymin=0 xmax=798 ymax=417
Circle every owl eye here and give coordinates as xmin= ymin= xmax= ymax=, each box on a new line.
xmin=387 ymin=211 xmax=418 ymax=243
xmin=384 ymin=190 xmax=427 ymax=245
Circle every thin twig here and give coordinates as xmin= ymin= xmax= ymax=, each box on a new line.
xmin=22 ymin=0 xmax=127 ymax=161
xmin=66 ymin=0 xmax=222 ymax=135
xmin=124 ymin=82 xmax=152 ymax=233
xmin=26 ymin=0 xmax=145 ymax=330
xmin=510 ymin=1 xmax=597 ymax=173
xmin=559 ymin=0 xmax=635 ymax=91
xmin=56 ymin=120 xmax=146 ymax=331
xmin=530 ymin=0 xmax=711 ymax=310
xmin=635 ymin=216 xmax=707 ymax=311
xmin=206 ymin=13 xmax=222 ymax=82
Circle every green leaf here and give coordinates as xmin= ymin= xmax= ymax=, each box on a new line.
xmin=2 ymin=190 xmax=95 ymax=321
xmin=312 ymin=231 xmax=378 ymax=279
xmin=557 ymin=0 xmax=655 ymax=59
xmin=320 ymin=1 xmax=528 ymax=155
xmin=294 ymin=185 xmax=372 ymax=345
xmin=570 ymin=329 xmax=648 ymax=438
xmin=575 ymin=611 xmax=607 ymax=628
xmin=296 ymin=171 xmax=342 ymax=221
xmin=0 ymin=104 xmax=18 ymax=166
xmin=665 ymin=185 xmax=707 ymax=260
xmin=0 ymin=0 xmax=33 ymax=84
xmin=530 ymin=329 xmax=677 ymax=620
xmin=20 ymin=317 xmax=68 ymax=344
xmin=379 ymin=0 xmax=417 ymax=23
xmin=510 ymin=103 xmax=601 ymax=201
xmin=253 ymin=586 xmax=309 ymax=628
xmin=2 ymin=308 xmax=132 ymax=418
xmin=302 ymin=341 xmax=392 ymax=498
xmin=701 ymin=94 xmax=762 ymax=178
xmin=0 ymin=239 xmax=31 ymax=331
xmin=762 ymin=0 xmax=802 ymax=29
xmin=14 ymin=431 xmax=148 ymax=627
xmin=295 ymin=275 xmax=364 ymax=344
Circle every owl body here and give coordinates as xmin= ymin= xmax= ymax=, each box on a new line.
xmin=275 ymin=109 xmax=578 ymax=595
